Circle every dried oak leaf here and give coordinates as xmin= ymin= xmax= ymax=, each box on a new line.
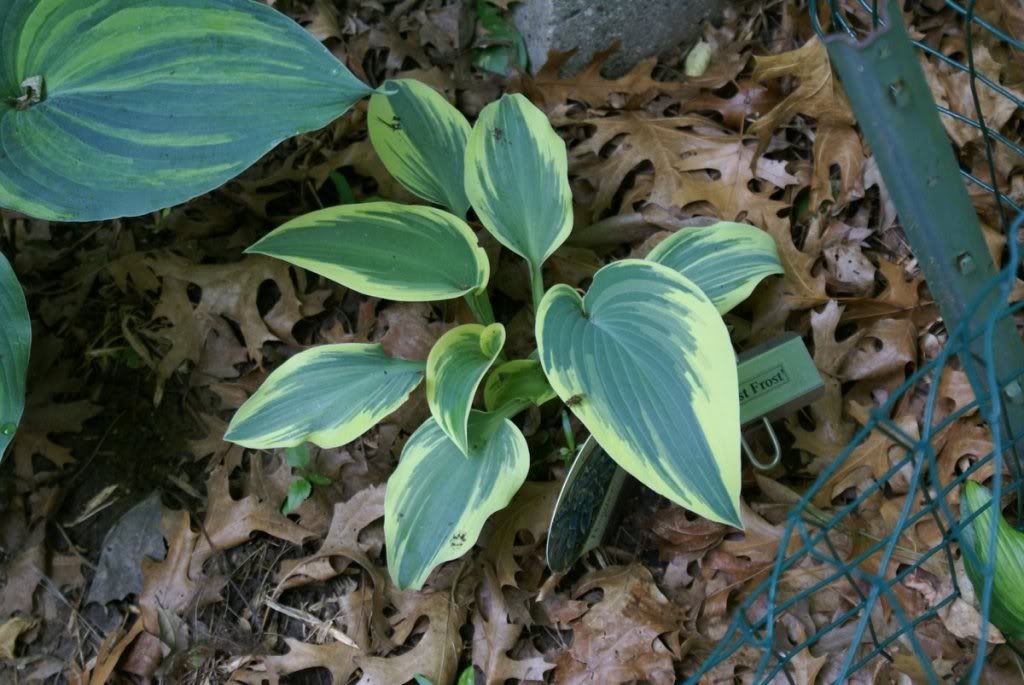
xmin=377 ymin=302 xmax=451 ymax=362
xmin=473 ymin=565 xmax=553 ymax=684
xmin=925 ymin=43 xmax=1024 ymax=149
xmin=518 ymin=44 xmax=690 ymax=111
xmin=840 ymin=317 xmax=916 ymax=382
xmin=572 ymin=113 xmax=797 ymax=223
xmin=357 ymin=591 xmax=466 ymax=685
xmin=189 ymin=457 xmax=316 ymax=575
xmin=276 ymin=484 xmax=385 ymax=590
xmin=231 ymin=637 xmax=358 ymax=685
xmin=113 ymin=253 xmax=316 ymax=402
xmin=748 ymin=38 xmax=858 ymax=208
xmin=482 ymin=481 xmax=560 ymax=588
xmin=681 ymin=79 xmax=782 ymax=130
xmin=554 ymin=564 xmax=681 ymax=685
xmin=139 ymin=509 xmax=227 ymax=634
xmin=817 ymin=414 xmax=919 ymax=501
xmin=936 ymin=418 xmax=993 ymax=493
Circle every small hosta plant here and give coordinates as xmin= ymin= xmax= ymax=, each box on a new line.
xmin=224 ymin=84 xmax=784 ymax=588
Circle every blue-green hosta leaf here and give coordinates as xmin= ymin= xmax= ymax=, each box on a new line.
xmin=0 ymin=0 xmax=372 ymax=221
xmin=464 ymin=93 xmax=572 ymax=271
xmin=426 ymin=323 xmax=505 ymax=455
xmin=645 ymin=221 xmax=783 ymax=314
xmin=484 ymin=359 xmax=557 ymax=412
xmin=385 ymin=412 xmax=529 ymax=589
xmin=368 ymin=79 xmax=471 ymax=217
xmin=536 ymin=259 xmax=742 ymax=527
xmin=0 ymin=253 xmax=30 ymax=459
xmin=246 ymin=202 xmax=489 ymax=302
xmin=960 ymin=480 xmax=1024 ymax=640
xmin=225 ymin=344 xmax=424 ymax=449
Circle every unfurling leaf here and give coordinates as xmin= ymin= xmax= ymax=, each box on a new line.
xmin=0 ymin=0 xmax=372 ymax=221
xmin=282 ymin=478 xmax=312 ymax=515
xmin=0 ymin=253 xmax=30 ymax=460
xmin=385 ymin=412 xmax=529 ymax=589
xmin=484 ymin=359 xmax=557 ymax=411
xmin=369 ymin=79 xmax=472 ymax=217
xmin=960 ymin=480 xmax=1024 ymax=639
xmin=246 ymin=202 xmax=490 ymax=302
xmin=426 ymin=323 xmax=506 ymax=455
xmin=465 ymin=94 xmax=573 ymax=272
xmin=537 ymin=260 xmax=742 ymax=527
xmin=226 ymin=344 xmax=424 ymax=449
xmin=646 ymin=221 xmax=783 ymax=314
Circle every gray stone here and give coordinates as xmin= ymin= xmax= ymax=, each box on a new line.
xmin=513 ymin=0 xmax=724 ymax=76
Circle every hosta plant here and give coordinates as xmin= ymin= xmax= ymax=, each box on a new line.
xmin=0 ymin=0 xmax=783 ymax=588
xmin=223 ymin=85 xmax=784 ymax=588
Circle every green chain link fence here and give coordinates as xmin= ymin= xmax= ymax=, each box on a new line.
xmin=689 ymin=1 xmax=1024 ymax=682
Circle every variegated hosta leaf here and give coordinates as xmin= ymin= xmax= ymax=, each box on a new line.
xmin=385 ymin=412 xmax=529 ymax=589
xmin=484 ymin=359 xmax=557 ymax=412
xmin=368 ymin=79 xmax=471 ymax=217
xmin=426 ymin=323 xmax=505 ymax=454
xmin=464 ymin=93 xmax=572 ymax=271
xmin=246 ymin=202 xmax=489 ymax=302
xmin=0 ymin=253 xmax=30 ymax=459
xmin=225 ymin=344 xmax=424 ymax=449
xmin=0 ymin=0 xmax=372 ymax=221
xmin=645 ymin=222 xmax=783 ymax=314
xmin=960 ymin=480 xmax=1024 ymax=639
xmin=537 ymin=259 xmax=742 ymax=527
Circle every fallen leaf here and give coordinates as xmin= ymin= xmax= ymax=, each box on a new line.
xmin=518 ymin=44 xmax=689 ymax=111
xmin=231 ymin=637 xmax=358 ymax=685
xmin=472 ymin=566 xmax=553 ymax=684
xmin=482 ymin=482 xmax=559 ymax=588
xmin=139 ymin=509 xmax=226 ymax=634
xmin=190 ymin=457 xmax=316 ymax=574
xmin=554 ymin=565 xmax=681 ymax=685
xmin=749 ymin=37 xmax=855 ymax=158
xmin=357 ymin=591 xmax=466 ymax=685
xmin=86 ymin=492 xmax=166 ymax=605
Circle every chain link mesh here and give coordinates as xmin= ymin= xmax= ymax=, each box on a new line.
xmin=690 ymin=2 xmax=1024 ymax=682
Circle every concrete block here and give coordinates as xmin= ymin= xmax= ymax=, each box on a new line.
xmin=512 ymin=0 xmax=724 ymax=76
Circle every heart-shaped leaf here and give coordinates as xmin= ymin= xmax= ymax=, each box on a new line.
xmin=385 ymin=412 xmax=529 ymax=589
xmin=426 ymin=323 xmax=505 ymax=454
xmin=537 ymin=260 xmax=742 ymax=527
xmin=0 ymin=253 xmax=30 ymax=459
xmin=226 ymin=344 xmax=424 ymax=449
xmin=646 ymin=221 xmax=783 ymax=314
xmin=960 ymin=480 xmax=1024 ymax=639
xmin=0 ymin=0 xmax=372 ymax=221
xmin=246 ymin=202 xmax=489 ymax=302
xmin=368 ymin=79 xmax=471 ymax=217
xmin=464 ymin=93 xmax=572 ymax=271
